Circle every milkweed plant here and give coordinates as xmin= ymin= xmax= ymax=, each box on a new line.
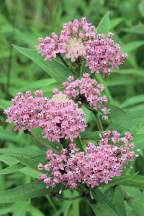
xmin=3 ymin=15 xmax=141 ymax=213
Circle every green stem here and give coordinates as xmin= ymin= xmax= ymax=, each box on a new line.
xmin=59 ymin=54 xmax=75 ymax=74
xmin=95 ymin=115 xmax=103 ymax=131
xmin=29 ymin=132 xmax=60 ymax=154
xmin=55 ymin=194 xmax=83 ymax=201
xmin=87 ymin=107 xmax=103 ymax=131
xmin=95 ymin=73 xmax=114 ymax=105
xmin=46 ymin=195 xmax=57 ymax=211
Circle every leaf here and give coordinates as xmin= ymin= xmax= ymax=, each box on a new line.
xmin=0 ymin=182 xmax=49 ymax=203
xmin=0 ymin=155 xmax=19 ymax=166
xmin=120 ymin=95 xmax=144 ymax=108
xmin=104 ymin=175 xmax=144 ymax=188
xmin=13 ymin=201 xmax=28 ymax=216
xmin=135 ymin=155 xmax=144 ymax=175
xmin=123 ymin=25 xmax=144 ymax=35
xmin=30 ymin=205 xmax=45 ymax=216
xmin=72 ymin=191 xmax=80 ymax=216
xmin=0 ymin=99 xmax=11 ymax=110
xmin=0 ymin=147 xmax=44 ymax=158
xmin=97 ymin=12 xmax=110 ymax=35
xmin=122 ymin=41 xmax=144 ymax=52
xmin=108 ymin=105 xmax=131 ymax=132
xmin=0 ymin=205 xmax=15 ymax=215
xmin=0 ymin=163 xmax=24 ymax=175
xmin=115 ymin=68 xmax=144 ymax=77
xmin=80 ymin=131 xmax=100 ymax=140
xmin=20 ymin=167 xmax=40 ymax=179
xmin=110 ymin=18 xmax=124 ymax=29
xmin=13 ymin=45 xmax=72 ymax=83
xmin=0 ymin=127 xmax=26 ymax=145
xmin=104 ymin=186 xmax=126 ymax=216
xmin=128 ymin=199 xmax=144 ymax=216
xmin=12 ymin=78 xmax=57 ymax=94
xmin=90 ymin=188 xmax=118 ymax=216
xmin=138 ymin=0 xmax=144 ymax=17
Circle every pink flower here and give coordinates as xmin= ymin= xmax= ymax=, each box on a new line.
xmin=40 ymin=92 xmax=87 ymax=142
xmin=62 ymin=73 xmax=110 ymax=119
xmin=38 ymin=130 xmax=135 ymax=190
xmin=4 ymin=90 xmax=47 ymax=131
xmin=4 ymin=91 xmax=86 ymax=142
xmin=83 ymin=33 xmax=128 ymax=77
xmin=37 ymin=17 xmax=96 ymax=62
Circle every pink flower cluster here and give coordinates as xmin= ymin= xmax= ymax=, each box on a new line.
xmin=62 ymin=73 xmax=110 ymax=120
xmin=38 ymin=130 xmax=135 ymax=190
xmin=4 ymin=91 xmax=86 ymax=142
xmin=4 ymin=90 xmax=46 ymax=131
xmin=37 ymin=17 xmax=96 ymax=62
xmin=83 ymin=33 xmax=128 ymax=77
xmin=40 ymin=92 xmax=86 ymax=142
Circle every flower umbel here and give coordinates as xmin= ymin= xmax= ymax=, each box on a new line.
xmin=62 ymin=73 xmax=110 ymax=120
xmin=4 ymin=91 xmax=86 ymax=142
xmin=37 ymin=17 xmax=96 ymax=62
xmin=38 ymin=131 xmax=135 ymax=190
xmin=83 ymin=33 xmax=128 ymax=77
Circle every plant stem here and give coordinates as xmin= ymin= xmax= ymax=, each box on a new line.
xmin=58 ymin=54 xmax=75 ymax=73
xmin=95 ymin=115 xmax=103 ymax=131
xmin=55 ymin=194 xmax=83 ymax=201
xmin=29 ymin=131 xmax=60 ymax=154
xmin=89 ymin=108 xmax=103 ymax=131
xmin=46 ymin=195 xmax=57 ymax=211
xmin=95 ymin=73 xmax=114 ymax=105
xmin=120 ymin=186 xmax=132 ymax=202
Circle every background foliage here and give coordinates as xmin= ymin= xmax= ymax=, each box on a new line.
xmin=0 ymin=0 xmax=144 ymax=215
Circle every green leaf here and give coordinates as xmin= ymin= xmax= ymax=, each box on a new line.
xmin=120 ymin=95 xmax=144 ymax=108
xmin=110 ymin=18 xmax=124 ymax=29
xmin=13 ymin=201 xmax=28 ymax=216
xmin=104 ymin=186 xmax=126 ymax=216
xmin=104 ymin=175 xmax=144 ymax=188
xmin=0 ymin=163 xmax=24 ymax=175
xmin=72 ymin=191 xmax=80 ymax=216
xmin=128 ymin=198 xmax=144 ymax=216
xmin=0 ymin=182 xmax=49 ymax=203
xmin=0 ymin=127 xmax=26 ymax=145
xmin=115 ymin=69 xmax=144 ymax=77
xmin=122 ymin=41 xmax=144 ymax=52
xmin=97 ymin=12 xmax=110 ymax=35
xmin=20 ymin=167 xmax=40 ymax=179
xmin=0 ymin=99 xmax=11 ymax=110
xmin=0 ymin=205 xmax=15 ymax=215
xmin=13 ymin=45 xmax=72 ymax=83
xmin=0 ymin=147 xmax=44 ymax=158
xmin=0 ymin=155 xmax=19 ymax=166
xmin=135 ymin=155 xmax=144 ymax=175
xmin=123 ymin=26 xmax=144 ymax=35
xmin=80 ymin=131 xmax=100 ymax=140
xmin=90 ymin=188 xmax=118 ymax=216
xmin=30 ymin=205 xmax=45 ymax=216
xmin=138 ymin=0 xmax=144 ymax=17
xmin=108 ymin=105 xmax=131 ymax=132
xmin=12 ymin=78 xmax=57 ymax=94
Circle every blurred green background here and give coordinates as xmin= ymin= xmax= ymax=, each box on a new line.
xmin=1 ymin=0 xmax=144 ymax=215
